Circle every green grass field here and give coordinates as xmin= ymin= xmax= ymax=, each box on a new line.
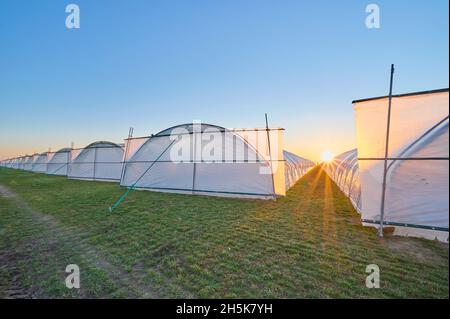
xmin=0 ymin=166 xmax=448 ymax=298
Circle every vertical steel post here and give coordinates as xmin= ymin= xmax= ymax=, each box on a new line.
xmin=120 ymin=127 xmax=134 ymax=182
xmin=192 ymin=121 xmax=200 ymax=193
xmin=68 ymin=143 xmax=74 ymax=176
xmin=378 ymin=64 xmax=395 ymax=237
xmin=93 ymin=145 xmax=97 ymax=181
xmin=192 ymin=127 xmax=197 ymax=193
xmin=265 ymin=113 xmax=276 ymax=197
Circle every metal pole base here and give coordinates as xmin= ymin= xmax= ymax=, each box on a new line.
xmin=377 ymin=227 xmax=384 ymax=237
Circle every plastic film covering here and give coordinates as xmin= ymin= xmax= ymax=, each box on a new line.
xmin=32 ymin=153 xmax=51 ymax=173
xmin=46 ymin=148 xmax=72 ymax=176
xmin=323 ymin=149 xmax=362 ymax=212
xmin=68 ymin=141 xmax=124 ymax=182
xmin=121 ymin=123 xmax=285 ymax=199
xmin=23 ymin=155 xmax=36 ymax=171
xmin=354 ymin=89 xmax=449 ymax=241
xmin=283 ymin=150 xmax=315 ymax=190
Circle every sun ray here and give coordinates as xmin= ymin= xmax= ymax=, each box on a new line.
xmin=321 ymin=151 xmax=334 ymax=163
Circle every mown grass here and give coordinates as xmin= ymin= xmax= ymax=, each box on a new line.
xmin=0 ymin=166 xmax=448 ymax=298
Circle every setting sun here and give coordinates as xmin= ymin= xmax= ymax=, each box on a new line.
xmin=321 ymin=151 xmax=334 ymax=163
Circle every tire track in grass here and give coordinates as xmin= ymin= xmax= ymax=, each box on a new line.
xmin=0 ymin=184 xmax=163 ymax=298
xmin=0 ymin=238 xmax=32 ymax=299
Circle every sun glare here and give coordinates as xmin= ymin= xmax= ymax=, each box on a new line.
xmin=321 ymin=151 xmax=334 ymax=163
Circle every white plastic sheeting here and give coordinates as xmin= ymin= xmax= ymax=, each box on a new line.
xmin=13 ymin=158 xmax=21 ymax=169
xmin=19 ymin=158 xmax=25 ymax=169
xmin=121 ymin=123 xmax=287 ymax=199
xmin=0 ymin=159 xmax=11 ymax=168
xmin=2 ymin=159 xmax=11 ymax=168
xmin=1 ymin=159 xmax=14 ymax=168
xmin=323 ymin=149 xmax=361 ymax=213
xmin=353 ymin=89 xmax=449 ymax=242
xmin=0 ymin=124 xmax=315 ymax=199
xmin=283 ymin=150 xmax=315 ymax=190
xmin=9 ymin=158 xmax=19 ymax=169
xmin=23 ymin=155 xmax=36 ymax=171
xmin=46 ymin=148 xmax=74 ymax=176
xmin=32 ymin=153 xmax=51 ymax=173
xmin=68 ymin=141 xmax=124 ymax=182
xmin=15 ymin=158 xmax=22 ymax=169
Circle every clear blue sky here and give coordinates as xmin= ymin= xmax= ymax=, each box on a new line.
xmin=0 ymin=0 xmax=448 ymax=161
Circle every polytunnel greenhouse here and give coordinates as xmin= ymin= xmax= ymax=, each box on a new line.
xmin=23 ymin=155 xmax=36 ymax=171
xmin=15 ymin=157 xmax=22 ymax=169
xmin=12 ymin=158 xmax=18 ymax=169
xmin=13 ymin=158 xmax=21 ymax=169
xmin=31 ymin=152 xmax=51 ymax=173
xmin=340 ymin=88 xmax=449 ymax=242
xmin=283 ymin=150 xmax=316 ymax=190
xmin=6 ymin=158 xmax=13 ymax=168
xmin=323 ymin=149 xmax=361 ymax=213
xmin=68 ymin=141 xmax=124 ymax=182
xmin=1 ymin=159 xmax=8 ymax=167
xmin=46 ymin=148 xmax=74 ymax=176
xmin=120 ymin=123 xmax=313 ymax=199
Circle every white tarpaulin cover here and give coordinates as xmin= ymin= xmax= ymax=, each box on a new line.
xmin=16 ymin=157 xmax=22 ymax=169
xmin=23 ymin=155 xmax=36 ymax=171
xmin=6 ymin=158 xmax=16 ymax=169
xmin=46 ymin=148 xmax=73 ymax=176
xmin=2 ymin=158 xmax=12 ymax=168
xmin=323 ymin=149 xmax=362 ymax=213
xmin=13 ymin=158 xmax=20 ymax=169
xmin=283 ymin=150 xmax=315 ymax=190
xmin=121 ymin=123 xmax=287 ymax=199
xmin=0 ymin=159 xmax=11 ymax=168
xmin=10 ymin=158 xmax=20 ymax=169
xmin=17 ymin=157 xmax=26 ymax=169
xmin=68 ymin=141 xmax=124 ymax=182
xmin=32 ymin=152 xmax=51 ymax=173
xmin=353 ymin=88 xmax=449 ymax=241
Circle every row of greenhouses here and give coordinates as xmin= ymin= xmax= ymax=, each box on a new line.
xmin=0 ymin=124 xmax=316 ymax=199
xmin=324 ymin=88 xmax=449 ymax=242
xmin=1 ymin=89 xmax=448 ymax=242
xmin=1 ymin=142 xmax=124 ymax=181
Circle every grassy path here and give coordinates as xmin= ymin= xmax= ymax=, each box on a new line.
xmin=0 ymin=166 xmax=448 ymax=298
xmin=0 ymin=184 xmax=165 ymax=298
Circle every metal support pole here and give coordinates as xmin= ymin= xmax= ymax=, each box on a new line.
xmin=192 ymin=126 xmax=197 ymax=194
xmin=120 ymin=127 xmax=134 ymax=182
xmin=109 ymin=137 xmax=179 ymax=212
xmin=378 ymin=64 xmax=395 ymax=237
xmin=93 ymin=146 xmax=97 ymax=181
xmin=68 ymin=143 xmax=74 ymax=176
xmin=265 ymin=113 xmax=276 ymax=197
